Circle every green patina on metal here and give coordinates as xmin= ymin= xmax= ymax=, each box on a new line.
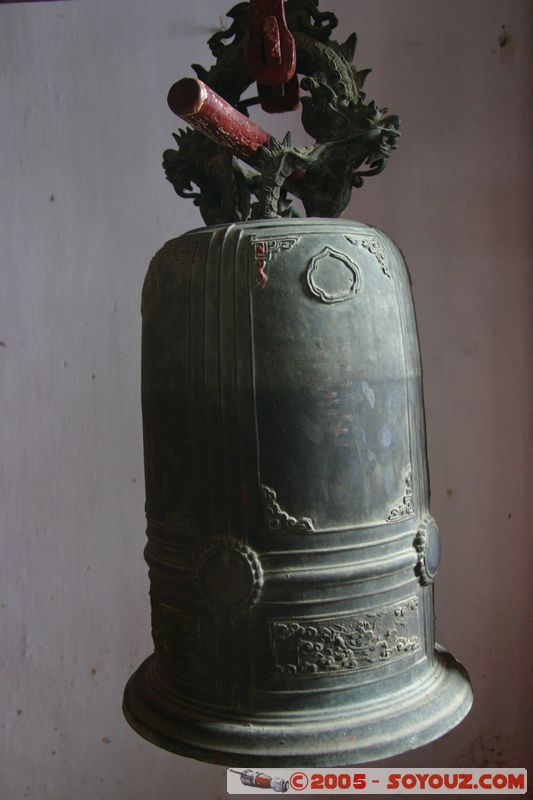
xmin=123 ymin=1 xmax=472 ymax=768
xmin=163 ymin=0 xmax=400 ymax=223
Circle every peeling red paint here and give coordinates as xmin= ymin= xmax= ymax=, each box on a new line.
xmin=254 ymin=242 xmax=268 ymax=287
xmin=167 ymin=78 xmax=271 ymax=165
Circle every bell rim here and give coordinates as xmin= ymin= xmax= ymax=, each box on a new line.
xmin=122 ymin=647 xmax=473 ymax=767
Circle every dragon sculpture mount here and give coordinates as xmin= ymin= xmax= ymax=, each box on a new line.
xmin=163 ymin=0 xmax=400 ymax=224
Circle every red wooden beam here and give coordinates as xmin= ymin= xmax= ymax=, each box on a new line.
xmin=167 ymin=78 xmax=272 ymax=166
xmin=167 ymin=77 xmax=305 ymax=198
xmin=246 ymin=0 xmax=295 ymax=86
xmin=246 ymin=0 xmax=300 ymax=113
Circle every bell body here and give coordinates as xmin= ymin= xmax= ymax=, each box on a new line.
xmin=123 ymin=217 xmax=472 ymax=765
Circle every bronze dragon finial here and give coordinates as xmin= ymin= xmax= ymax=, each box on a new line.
xmin=163 ymin=0 xmax=400 ymax=224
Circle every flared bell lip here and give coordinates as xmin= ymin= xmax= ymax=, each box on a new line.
xmin=122 ymin=646 xmax=473 ymax=767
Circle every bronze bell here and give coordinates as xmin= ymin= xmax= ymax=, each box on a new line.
xmin=123 ymin=0 xmax=472 ymax=766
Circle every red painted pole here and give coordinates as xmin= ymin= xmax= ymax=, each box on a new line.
xmin=167 ymin=78 xmax=272 ymax=166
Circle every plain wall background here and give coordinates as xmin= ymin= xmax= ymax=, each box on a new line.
xmin=1 ymin=1 xmax=531 ymax=798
